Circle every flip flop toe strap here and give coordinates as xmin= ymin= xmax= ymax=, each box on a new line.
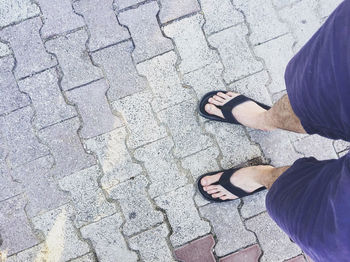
xmin=218 ymin=169 xmax=250 ymax=198
xmin=221 ymin=95 xmax=251 ymax=124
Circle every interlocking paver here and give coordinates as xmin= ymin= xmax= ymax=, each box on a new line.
xmin=163 ymin=14 xmax=219 ymax=74
xmin=85 ymin=128 xmax=142 ymax=189
xmin=134 ymin=137 xmax=187 ymax=198
xmin=129 ymin=224 xmax=174 ymax=262
xmin=92 ymin=41 xmax=147 ymax=101
xmin=118 ymin=2 xmax=173 ymax=63
xmin=286 ymin=255 xmax=307 ymax=262
xmin=80 ymin=213 xmax=138 ymax=262
xmin=241 ymin=190 xmax=268 ymax=219
xmin=200 ymin=0 xmax=243 ymax=35
xmin=208 ymin=24 xmax=263 ymax=84
xmin=155 ymin=185 xmax=211 ymax=247
xmin=200 ymin=201 xmax=256 ymax=256
xmin=45 ymin=29 xmax=102 ymax=91
xmin=333 ymin=140 xmax=350 ymax=155
xmin=0 ymin=0 xmax=40 ymax=27
xmin=174 ymin=234 xmax=216 ymax=262
xmin=0 ymin=195 xmax=38 ymax=256
xmin=0 ymin=42 xmax=11 ymax=57
xmin=4 ymin=243 xmax=47 ymax=262
xmin=293 ymin=135 xmax=338 ymax=160
xmin=245 ymin=213 xmax=301 ymax=262
xmin=70 ymin=253 xmax=96 ymax=262
xmin=219 ymin=244 xmax=262 ymax=262
xmin=318 ymin=0 xmax=343 ymax=18
xmin=111 ymin=90 xmax=167 ymax=148
xmin=74 ymin=0 xmax=129 ymax=51
xmin=0 ymin=55 xmax=30 ymax=115
xmin=59 ymin=165 xmax=116 ymax=228
xmin=0 ymin=17 xmax=56 ymax=79
xmin=37 ymin=0 xmax=85 ymax=39
xmin=0 ymin=106 xmax=48 ymax=168
xmin=66 ymin=79 xmax=121 ymax=138
xmin=158 ymin=0 xmax=200 ymax=24
xmin=0 ymin=161 xmax=23 ymax=201
xmin=38 ymin=117 xmax=95 ymax=179
xmin=137 ymin=51 xmax=192 ymax=112
xmin=18 ymin=68 xmax=76 ymax=129
xmin=108 ymin=175 xmax=164 ymax=236
xmin=271 ymin=0 xmax=299 ymax=10
xmin=115 ymin=0 xmax=144 ymax=10
xmin=32 ymin=205 xmax=90 ymax=262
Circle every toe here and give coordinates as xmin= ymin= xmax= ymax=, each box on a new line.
xmin=208 ymin=97 xmax=223 ymax=106
xmin=220 ymin=195 xmax=237 ymax=200
xmin=213 ymin=95 xmax=225 ymax=103
xmin=204 ymin=104 xmax=224 ymax=119
xmin=217 ymin=92 xmax=230 ymax=99
xmin=203 ymin=185 xmax=218 ymax=192
xmin=200 ymin=172 xmax=223 ymax=186
xmin=226 ymin=91 xmax=239 ymax=98
xmin=212 ymin=192 xmax=226 ymax=198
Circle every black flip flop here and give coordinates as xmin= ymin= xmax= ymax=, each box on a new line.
xmin=197 ymin=168 xmax=266 ymax=203
xmin=199 ymin=91 xmax=271 ymax=125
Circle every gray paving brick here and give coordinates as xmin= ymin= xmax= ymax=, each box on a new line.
xmin=18 ymin=68 xmax=76 ymax=129
xmin=37 ymin=0 xmax=85 ymax=39
xmin=92 ymin=41 xmax=147 ymax=101
xmin=137 ymin=51 xmax=192 ymax=112
xmin=163 ymin=14 xmax=219 ymax=74
xmin=59 ymin=165 xmax=117 ymax=228
xmin=80 ymin=213 xmax=138 ymax=262
xmin=115 ymin=0 xmax=144 ymax=10
xmin=66 ymin=79 xmax=122 ymax=139
xmin=0 ymin=42 xmax=11 ymax=57
xmin=0 ymin=0 xmax=40 ymax=27
xmin=46 ymin=29 xmax=102 ymax=91
xmin=271 ymin=0 xmax=299 ymax=10
xmin=0 ymin=195 xmax=38 ymax=256
xmin=318 ymin=0 xmax=343 ymax=18
xmin=158 ymin=100 xmax=213 ymax=158
xmin=208 ymin=24 xmax=263 ymax=84
xmin=158 ymin=0 xmax=200 ymax=24
xmin=108 ymin=175 xmax=164 ymax=236
xmin=70 ymin=253 xmax=96 ymax=262
xmin=38 ymin=117 xmax=95 ymax=179
xmin=155 ymin=185 xmax=211 ymax=247
xmin=4 ymin=243 xmax=47 ymax=262
xmin=129 ymin=224 xmax=174 ymax=262
xmin=201 ymin=0 xmax=243 ymax=35
xmin=74 ymin=0 xmax=129 ymax=51
xmin=0 ymin=161 xmax=23 ymax=201
xmin=0 ymin=17 xmax=56 ymax=79
xmin=0 ymin=55 xmax=30 ymax=115
xmin=245 ymin=213 xmax=301 ymax=262
xmin=200 ymin=201 xmax=256 ymax=256
xmin=0 ymin=106 xmax=49 ymax=168
xmin=32 ymin=205 xmax=90 ymax=262
xmin=118 ymin=2 xmax=173 ymax=63
xmin=241 ymin=190 xmax=268 ymax=219
xmin=84 ymin=128 xmax=142 ymax=189
xmin=338 ymin=151 xmax=349 ymax=158
xmin=134 ymin=137 xmax=188 ymax=198
xmin=293 ymin=135 xmax=337 ymax=160
xmin=333 ymin=140 xmax=350 ymax=154
xmin=111 ymin=91 xmax=167 ymax=148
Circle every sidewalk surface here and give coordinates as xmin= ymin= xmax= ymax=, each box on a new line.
xmin=0 ymin=0 xmax=348 ymax=261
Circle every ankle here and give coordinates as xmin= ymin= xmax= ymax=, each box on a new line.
xmin=256 ymin=111 xmax=277 ymax=131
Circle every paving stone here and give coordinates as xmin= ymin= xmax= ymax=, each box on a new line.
xmin=46 ymin=29 xmax=103 ymax=91
xmin=115 ymin=0 xmax=144 ymax=9
xmin=37 ymin=0 xmax=85 ymax=39
xmin=111 ymin=90 xmax=167 ymax=148
xmin=74 ymin=0 xmax=129 ymax=51
xmin=158 ymin=0 xmax=200 ymax=24
xmin=333 ymin=140 xmax=350 ymax=154
xmin=0 ymin=17 xmax=56 ymax=79
xmin=158 ymin=100 xmax=213 ymax=158
xmin=219 ymin=244 xmax=262 ymax=262
xmin=0 ymin=0 xmax=40 ymax=27
xmin=271 ymin=0 xmax=299 ymax=10
xmin=254 ymin=34 xmax=295 ymax=94
xmin=318 ymin=0 xmax=343 ymax=18
xmin=174 ymin=234 xmax=215 ymax=262
xmin=4 ymin=243 xmax=47 ymax=262
xmin=108 ymin=175 xmax=164 ymax=236
xmin=70 ymin=253 xmax=96 ymax=262
xmin=137 ymin=51 xmax=192 ymax=112
xmin=293 ymin=135 xmax=337 ymax=160
xmin=80 ymin=214 xmax=138 ymax=262
xmin=208 ymin=24 xmax=263 ymax=84
xmin=286 ymin=255 xmax=307 ymax=262
xmin=38 ymin=117 xmax=95 ymax=179
xmin=163 ymin=14 xmax=219 ymax=74
xmin=32 ymin=205 xmax=90 ymax=262
xmin=59 ymin=165 xmax=117 ymax=228
xmin=183 ymin=62 xmax=226 ymax=100
xmin=134 ymin=137 xmax=187 ymax=198
xmin=129 ymin=224 xmax=174 ymax=262
xmin=200 ymin=201 xmax=256 ymax=256
xmin=155 ymin=185 xmax=211 ymax=247
xmin=84 ymin=128 xmax=142 ymax=189
xmin=234 ymin=0 xmax=289 ymax=45
xmin=66 ymin=79 xmax=121 ymax=138
xmin=0 ymin=106 xmax=49 ymax=168
xmin=118 ymin=2 xmax=173 ymax=63
xmin=92 ymin=41 xmax=147 ymax=101
xmin=18 ymin=68 xmax=76 ymax=129
xmin=0 ymin=42 xmax=11 ymax=57
xmin=0 ymin=195 xmax=38 ymax=256
xmin=245 ymin=213 xmax=301 ymax=262
xmin=0 ymin=161 xmax=23 ymax=201
xmin=241 ymin=190 xmax=268 ymax=219
xmin=0 ymin=55 xmax=30 ymax=115
xmin=201 ymin=0 xmax=243 ymax=35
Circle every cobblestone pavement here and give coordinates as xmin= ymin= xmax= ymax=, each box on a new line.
xmin=0 ymin=0 xmax=348 ymax=261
